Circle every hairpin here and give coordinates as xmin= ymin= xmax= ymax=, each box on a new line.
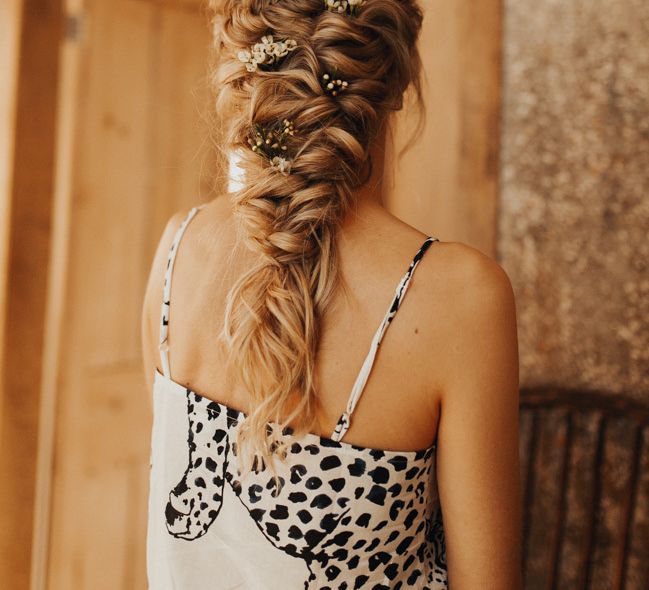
xmin=237 ymin=34 xmax=298 ymax=73
xmin=247 ymin=119 xmax=296 ymax=176
xmin=321 ymin=72 xmax=348 ymax=96
xmin=323 ymin=0 xmax=365 ymax=16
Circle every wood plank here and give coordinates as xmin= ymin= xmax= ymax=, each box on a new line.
xmin=589 ymin=418 xmax=642 ymax=590
xmin=625 ymin=427 xmax=649 ymax=589
xmin=46 ymin=1 xmax=214 ymax=587
xmin=384 ymin=0 xmax=502 ymax=256
xmin=0 ymin=0 xmax=24 ymax=388
xmin=523 ymin=407 xmax=569 ymax=589
xmin=0 ymin=2 xmax=63 ymax=589
xmin=556 ymin=412 xmax=603 ymax=590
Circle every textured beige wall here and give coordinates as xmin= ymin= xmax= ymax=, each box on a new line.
xmin=498 ymin=0 xmax=649 ymax=397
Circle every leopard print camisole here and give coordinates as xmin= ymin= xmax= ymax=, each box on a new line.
xmin=146 ymin=205 xmax=448 ymax=589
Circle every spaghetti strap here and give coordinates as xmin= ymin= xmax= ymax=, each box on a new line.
xmin=330 ymin=235 xmax=439 ymax=443
xmin=158 ymin=205 xmax=205 ymax=379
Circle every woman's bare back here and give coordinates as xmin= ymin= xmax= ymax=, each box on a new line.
xmin=143 ymin=194 xmax=449 ymax=452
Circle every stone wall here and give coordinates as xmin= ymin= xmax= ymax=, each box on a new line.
xmin=498 ymin=0 xmax=649 ymax=398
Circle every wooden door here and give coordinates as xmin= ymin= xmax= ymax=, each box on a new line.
xmin=44 ymin=1 xmax=216 ymax=588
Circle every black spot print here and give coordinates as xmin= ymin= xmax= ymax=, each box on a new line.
xmin=320 ymin=513 xmax=339 ymax=533
xmin=303 ymin=444 xmax=320 ymax=455
xmin=403 ymin=509 xmax=418 ymax=529
xmin=368 ymin=466 xmax=390 ymax=484
xmin=320 ymin=455 xmax=342 ymax=470
xmin=310 ymin=494 xmax=333 ymax=509
xmin=250 ymin=508 xmax=265 ymax=521
xmin=304 ymin=528 xmax=326 ymax=547
xmin=325 ymin=564 xmax=341 ymax=581
xmin=347 ymin=458 xmax=366 ymax=477
xmin=297 ymin=509 xmax=312 ymax=524
xmin=390 ymin=499 xmax=405 ymax=520
xmin=356 ymin=513 xmax=370 ymax=527
xmin=365 ymin=538 xmax=380 ymax=553
xmin=384 ymin=562 xmax=399 ymax=579
xmin=354 ymin=575 xmax=369 ymax=589
xmin=288 ymin=491 xmax=307 ymax=503
xmin=269 ymin=504 xmax=289 ymax=519
xmin=347 ymin=554 xmax=360 ymax=569
xmin=248 ymin=484 xmax=262 ymax=503
xmin=396 ymin=535 xmax=414 ymax=554
xmin=405 ymin=466 xmax=419 ymax=480
xmin=329 ymin=477 xmax=346 ymax=492
xmin=407 ymin=568 xmax=422 ymax=585
xmin=305 ymin=476 xmax=322 ymax=490
xmin=368 ymin=551 xmax=391 ymax=571
xmin=366 ymin=485 xmax=387 ymax=506
xmin=290 ymin=464 xmax=307 ymax=484
xmin=372 ymin=519 xmax=388 ymax=531
xmin=266 ymin=521 xmax=280 ymax=540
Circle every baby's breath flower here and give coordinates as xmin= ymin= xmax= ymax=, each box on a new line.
xmin=324 ymin=0 xmax=365 ymax=16
xmin=270 ymin=156 xmax=290 ymax=176
xmin=321 ymin=72 xmax=349 ymax=97
xmin=247 ymin=119 xmax=296 ymax=175
xmin=237 ymin=34 xmax=298 ymax=72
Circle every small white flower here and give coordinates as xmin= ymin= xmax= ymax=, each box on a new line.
xmin=238 ymin=35 xmax=297 ymax=72
xmin=324 ymin=0 xmax=364 ymax=15
xmin=270 ymin=156 xmax=290 ymax=175
xmin=251 ymin=48 xmax=266 ymax=62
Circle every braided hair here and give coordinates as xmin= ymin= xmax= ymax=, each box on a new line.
xmin=208 ymin=0 xmax=425 ymax=478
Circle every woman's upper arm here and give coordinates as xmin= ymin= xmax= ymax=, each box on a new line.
xmin=140 ymin=210 xmax=189 ymax=399
xmin=435 ymin=246 xmax=522 ymax=589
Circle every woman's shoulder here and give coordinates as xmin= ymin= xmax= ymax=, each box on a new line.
xmin=385 ymin=215 xmax=515 ymax=316
xmin=423 ymin=239 xmax=515 ymax=303
xmin=402 ymin=235 xmax=518 ymax=374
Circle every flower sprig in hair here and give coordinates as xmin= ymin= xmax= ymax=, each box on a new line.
xmin=321 ymin=72 xmax=348 ymax=96
xmin=324 ymin=0 xmax=365 ymax=16
xmin=237 ymin=35 xmax=298 ymax=73
xmin=247 ymin=119 xmax=296 ymax=176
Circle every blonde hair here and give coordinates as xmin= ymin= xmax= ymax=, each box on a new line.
xmin=207 ymin=0 xmax=425 ymax=479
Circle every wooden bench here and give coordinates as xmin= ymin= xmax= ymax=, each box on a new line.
xmin=520 ymin=388 xmax=649 ymax=590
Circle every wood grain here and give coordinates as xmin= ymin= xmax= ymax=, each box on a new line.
xmin=520 ymin=389 xmax=649 ymax=590
xmin=0 ymin=2 xmax=64 ymax=589
xmin=384 ymin=0 xmax=503 ymax=257
xmin=45 ymin=1 xmax=215 ymax=588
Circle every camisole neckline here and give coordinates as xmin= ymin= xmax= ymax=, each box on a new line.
xmin=154 ymin=368 xmax=437 ymax=461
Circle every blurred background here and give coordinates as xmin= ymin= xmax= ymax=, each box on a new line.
xmin=1 ymin=0 xmax=647 ymax=589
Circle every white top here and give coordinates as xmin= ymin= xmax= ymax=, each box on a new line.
xmin=146 ymin=205 xmax=448 ymax=589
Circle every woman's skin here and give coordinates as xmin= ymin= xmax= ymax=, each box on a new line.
xmin=141 ymin=121 xmax=523 ymax=589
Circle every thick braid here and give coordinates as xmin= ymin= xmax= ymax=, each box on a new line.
xmin=208 ymin=0 xmax=425 ymax=478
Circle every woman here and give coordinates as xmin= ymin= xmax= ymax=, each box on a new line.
xmin=141 ymin=0 xmax=522 ymax=587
